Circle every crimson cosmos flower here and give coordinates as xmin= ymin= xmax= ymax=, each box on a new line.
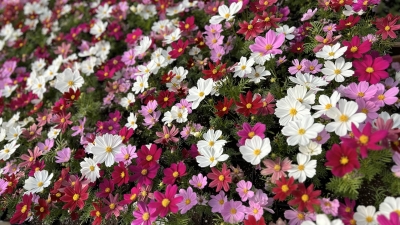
xmin=10 ymin=194 xmax=33 ymax=224
xmin=342 ymin=36 xmax=371 ymax=59
xmin=373 ymin=14 xmax=400 ymax=40
xmin=340 ymin=123 xmax=388 ymax=159
xmin=169 ymin=39 xmax=189 ymax=59
xmin=90 ymin=202 xmax=102 ymax=225
xmin=207 ymin=163 xmax=232 ymax=192
xmin=162 ymin=161 xmax=187 ymax=185
xmin=112 ymin=162 xmax=129 ymax=186
xmin=96 ymin=65 xmax=116 ymax=81
xmin=325 ymin=143 xmax=360 ymax=177
xmin=179 ymin=16 xmax=196 ymax=33
xmin=237 ymin=19 xmax=264 ymax=40
xmin=136 ymin=144 xmax=162 ymax=168
xmin=272 ymin=176 xmax=298 ymax=201
xmin=288 ymin=183 xmax=321 ymax=212
xmin=244 ymin=215 xmax=266 ymax=225
xmin=129 ymin=164 xmax=159 ymax=186
xmin=119 ymin=126 xmax=134 ymax=144
xmin=157 ymin=90 xmax=176 ymax=108
xmin=60 ymin=180 xmax=89 ymax=211
xmin=63 ymin=88 xmax=81 ymax=102
xmin=353 ymin=54 xmax=390 ymax=84
xmin=215 ymin=97 xmax=234 ymax=117
xmin=202 ymin=61 xmax=227 ymax=81
xmin=34 ymin=198 xmax=50 ymax=221
xmin=148 ymin=184 xmax=183 ymax=218
xmin=336 ymin=15 xmax=360 ymax=30
xmin=235 ymin=91 xmax=263 ymax=117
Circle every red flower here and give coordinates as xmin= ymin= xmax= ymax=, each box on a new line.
xmin=112 ymin=162 xmax=129 ymax=186
xmin=342 ymin=36 xmax=371 ymax=59
xmin=10 ymin=194 xmax=32 ymax=224
xmin=336 ymin=15 xmax=360 ymax=30
xmin=244 ymin=215 xmax=266 ymax=225
xmin=258 ymin=92 xmax=275 ymax=115
xmin=330 ymin=0 xmax=353 ymax=11
xmin=373 ymin=14 xmax=400 ymax=40
xmin=90 ymin=202 xmax=102 ymax=225
xmin=235 ymin=91 xmax=263 ymax=117
xmin=129 ymin=164 xmax=159 ymax=186
xmin=288 ymin=183 xmax=321 ymax=212
xmin=125 ymin=28 xmax=142 ymax=45
xmin=157 ymin=90 xmax=176 ymax=108
xmin=202 ymin=61 xmax=227 ymax=81
xmin=325 ymin=143 xmax=360 ymax=177
xmin=96 ymin=65 xmax=116 ymax=81
xmin=52 ymin=112 xmax=73 ymax=132
xmin=255 ymin=11 xmax=280 ymax=29
xmin=34 ymin=199 xmax=50 ymax=221
xmin=169 ymin=39 xmax=189 ymax=59
xmin=119 ymin=127 xmax=134 ymax=143
xmin=237 ymin=19 xmax=264 ymax=40
xmin=207 ymin=163 xmax=232 ymax=192
xmin=340 ymin=122 xmax=388 ymax=158
xmin=137 ymin=144 xmax=162 ymax=168
xmin=63 ymin=88 xmax=81 ymax=102
xmin=179 ymin=16 xmax=196 ymax=33
xmin=148 ymin=184 xmax=183 ymax=218
xmin=272 ymin=176 xmax=298 ymax=201
xmin=290 ymin=42 xmax=304 ymax=54
xmin=161 ymin=71 xmax=176 ymax=84
xmin=121 ymin=187 xmax=139 ymax=205
xmin=60 ymin=180 xmax=89 ymax=211
xmin=353 ymin=54 xmax=390 ymax=84
xmin=52 ymin=98 xmax=72 ymax=113
xmin=215 ymin=97 xmax=234 ymax=117
xmin=162 ymin=162 xmax=187 ymax=185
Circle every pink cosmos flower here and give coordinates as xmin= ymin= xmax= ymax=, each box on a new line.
xmin=338 ymin=198 xmax=356 ymax=220
xmin=260 ymin=157 xmax=292 ymax=183
xmin=391 ymin=152 xmax=400 ymax=178
xmin=353 ymin=0 xmax=380 ymax=12
xmin=55 ymin=147 xmax=71 ymax=164
xmin=371 ymin=83 xmax=399 ymax=107
xmin=37 ymin=139 xmax=54 ymax=154
xmin=313 ymin=32 xmax=342 ymax=53
xmin=19 ymin=146 xmax=42 ymax=168
xmin=204 ymin=24 xmax=223 ymax=36
xmin=341 ymin=123 xmax=387 ymax=158
xmin=115 ymin=145 xmax=137 ymax=165
xmin=249 ymin=30 xmax=285 ymax=55
xmin=221 ymin=200 xmax=246 ymax=224
xmin=206 ymin=33 xmax=224 ymax=49
xmin=301 ymin=8 xmax=317 ymax=21
xmin=245 ymin=201 xmax=264 ymax=221
xmin=342 ymin=36 xmax=371 ymax=59
xmin=148 ymin=184 xmax=183 ymax=218
xmin=102 ymin=194 xmax=123 ymax=219
xmin=288 ymin=59 xmax=306 ymax=75
xmin=121 ymin=49 xmax=136 ymax=66
xmin=154 ymin=125 xmax=179 ymax=144
xmin=374 ymin=116 xmax=400 ymax=148
xmin=236 ymin=180 xmax=254 ymax=202
xmin=344 ymin=81 xmax=377 ymax=101
xmin=71 ymin=117 xmax=86 ymax=137
xmin=284 ymin=209 xmax=315 ymax=225
xmin=303 ymin=59 xmax=322 ymax=74
xmin=312 ymin=129 xmax=330 ymax=145
xmin=237 ymin=122 xmax=266 ymax=146
xmin=138 ymin=100 xmax=158 ymax=117
xmin=356 ymin=99 xmax=379 ymax=122
xmin=210 ymin=45 xmax=226 ymax=62
xmin=209 ymin=191 xmax=228 ymax=213
xmin=353 ymin=54 xmax=390 ymax=84
xmin=132 ymin=201 xmax=157 ymax=225
xmin=189 ymin=173 xmax=207 ymax=189
xmin=0 ymin=179 xmax=7 ymax=196
xmin=176 ymin=187 xmax=197 ymax=214
xmin=250 ymin=189 xmax=274 ymax=213
xmin=320 ymin=198 xmax=339 ymax=216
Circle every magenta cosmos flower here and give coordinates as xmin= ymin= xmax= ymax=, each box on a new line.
xmin=341 ymin=123 xmax=387 ymax=159
xmin=353 ymin=54 xmax=390 ymax=84
xmin=342 ymin=36 xmax=371 ymax=59
xmin=148 ymin=184 xmax=183 ymax=218
xmin=132 ymin=201 xmax=157 ymax=225
xmin=237 ymin=122 xmax=266 ymax=146
xmin=260 ymin=157 xmax=292 ymax=183
xmin=249 ymin=29 xmax=285 ymax=55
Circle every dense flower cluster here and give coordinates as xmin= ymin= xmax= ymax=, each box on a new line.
xmin=0 ymin=0 xmax=400 ymax=225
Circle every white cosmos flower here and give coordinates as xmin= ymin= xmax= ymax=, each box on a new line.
xmin=239 ymin=136 xmax=271 ymax=165
xmin=0 ymin=140 xmax=20 ymax=161
xmin=234 ymin=56 xmax=254 ymax=78
xmin=209 ymin=1 xmax=242 ymax=24
xmin=312 ymin=91 xmax=341 ymax=118
xmin=80 ymin=157 xmax=100 ymax=182
xmin=248 ymin=66 xmax=271 ymax=83
xmin=289 ymin=72 xmax=328 ymax=91
xmin=125 ymin=112 xmax=138 ymax=130
xmin=299 ymin=141 xmax=322 ymax=156
xmin=23 ymin=170 xmax=53 ymax=194
xmin=54 ymin=68 xmax=84 ymax=93
xmin=132 ymin=75 xmax=149 ymax=94
xmin=282 ymin=115 xmax=324 ymax=146
xmin=164 ymin=28 xmax=181 ymax=44
xmin=186 ymin=78 xmax=213 ymax=109
xmin=302 ymin=214 xmax=344 ymax=225
xmin=171 ymin=66 xmax=188 ymax=83
xmin=378 ymin=196 xmax=400 ymax=218
xmin=353 ymin=205 xmax=377 ymax=225
xmin=316 ymin=43 xmax=347 ymax=60
xmin=276 ymin=25 xmax=296 ymax=40
xmin=197 ymin=129 xmax=227 ymax=152
xmin=120 ymin=93 xmax=136 ymax=108
xmin=326 ymin=99 xmax=366 ymax=136
xmin=321 ymin=57 xmax=354 ymax=82
xmin=91 ymin=134 xmax=125 ymax=167
xmin=5 ymin=125 xmax=22 ymax=142
xmin=196 ymin=147 xmax=229 ymax=168
xmin=275 ymin=96 xmax=311 ymax=126
xmin=30 ymin=76 xmax=47 ymax=99
xmin=134 ymin=36 xmax=152 ymax=56
xmin=171 ymin=106 xmax=188 ymax=123
xmin=90 ymin=20 xmax=108 ymax=38
xmin=287 ymin=85 xmax=315 ymax=109
xmin=288 ymin=153 xmax=316 ymax=183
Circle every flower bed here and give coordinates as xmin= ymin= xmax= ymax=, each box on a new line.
xmin=0 ymin=0 xmax=400 ymax=225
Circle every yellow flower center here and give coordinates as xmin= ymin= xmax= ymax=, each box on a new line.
xmin=21 ymin=205 xmax=28 ymax=213
xmin=164 ymin=134 xmax=170 ymax=139
xmin=301 ymin=194 xmax=309 ymax=202
xmin=378 ymin=94 xmax=385 ymax=100
xmin=124 ymin=154 xmax=130 ymax=160
xmin=109 ymin=203 xmax=115 ymax=210
xmin=298 ymin=164 xmax=305 ymax=171
xmin=96 ymin=211 xmax=101 ymax=217
xmin=253 ymin=149 xmax=261 ymax=156
xmin=68 ymin=81 xmax=74 ymax=86
xmin=297 ymin=213 xmax=305 ymax=220
xmin=325 ymin=103 xmax=332 ymax=109
xmin=230 ymin=208 xmax=237 ymax=214
xmin=274 ymin=164 xmax=281 ymax=172
xmin=37 ymin=181 xmax=44 ymax=187
xmin=218 ymin=175 xmax=225 ymax=181
xmin=385 ymin=26 xmax=391 ymax=31
xmin=210 ymin=157 xmax=215 ymax=162
xmin=40 ymin=207 xmax=45 ymax=212
xmin=199 ymin=92 xmax=204 ymax=97
xmin=339 ymin=114 xmax=349 ymax=122
xmin=365 ymin=67 xmax=374 ymax=73
xmin=253 ymin=208 xmax=258 ymax=214
xmin=247 ymin=25 xmax=253 ymax=30
xmin=121 ymin=171 xmax=125 ymax=178
xmin=219 ymin=199 xmax=224 ymax=205
xmin=359 ymin=135 xmax=369 ymax=145
xmin=350 ymin=46 xmax=358 ymax=53
xmin=222 ymin=106 xmax=227 ymax=111
xmin=105 ymin=146 xmax=112 ymax=153
xmin=281 ymin=184 xmax=289 ymax=192
xmin=105 ymin=187 xmax=110 ymax=193
xmin=366 ymin=216 xmax=373 ymax=222
xmin=334 ymin=69 xmax=341 ymax=75
xmin=289 ymin=108 xmax=297 ymax=116
xmin=185 ymin=199 xmax=191 ymax=205
xmin=73 ymin=194 xmax=80 ymax=201
xmin=328 ymin=52 xmax=335 ymax=56
xmin=162 ymin=198 xmax=170 ymax=207
xmin=298 ymin=129 xmax=306 ymax=135
xmin=246 ymin=103 xmax=252 ymax=109
xmin=141 ymin=169 xmax=148 ymax=175
xmin=248 ymin=131 xmax=255 ymax=138
xmin=130 ymin=194 xmax=137 ymax=201
xmin=146 ymin=155 xmax=153 ymax=161
xmin=265 ymin=44 xmax=273 ymax=50
xmin=340 ymin=156 xmax=349 ymax=165
xmin=172 ymin=171 xmax=179 ymax=178
xmin=224 ymin=13 xmax=230 ymax=19
xmin=209 ymin=141 xmax=215 ymax=146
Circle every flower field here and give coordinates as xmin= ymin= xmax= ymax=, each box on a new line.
xmin=0 ymin=0 xmax=400 ymax=225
